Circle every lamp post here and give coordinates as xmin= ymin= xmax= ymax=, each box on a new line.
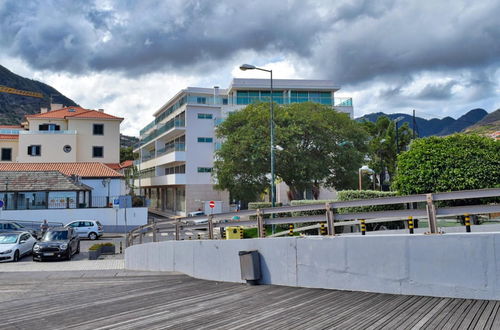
xmin=358 ymin=165 xmax=374 ymax=191
xmin=239 ymin=64 xmax=276 ymax=209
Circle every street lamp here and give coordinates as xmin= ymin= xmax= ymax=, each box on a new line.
xmin=239 ymin=63 xmax=276 ymax=209
xmin=358 ymin=165 xmax=374 ymax=191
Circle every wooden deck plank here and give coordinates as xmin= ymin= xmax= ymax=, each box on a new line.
xmin=0 ymin=272 xmax=499 ymax=330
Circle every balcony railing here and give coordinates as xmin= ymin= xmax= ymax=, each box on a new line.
xmin=0 ymin=129 xmax=21 ymax=134
xmin=19 ymin=130 xmax=77 ymax=135
xmin=157 ymin=143 xmax=185 ymax=156
xmin=140 ymin=119 xmax=185 ymax=146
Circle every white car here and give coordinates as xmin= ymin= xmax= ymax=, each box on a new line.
xmin=65 ymin=220 xmax=103 ymax=240
xmin=0 ymin=231 xmax=37 ymax=262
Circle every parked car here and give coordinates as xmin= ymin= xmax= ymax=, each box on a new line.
xmin=32 ymin=227 xmax=80 ymax=261
xmin=0 ymin=221 xmax=38 ymax=238
xmin=0 ymin=231 xmax=37 ymax=262
xmin=65 ymin=220 xmax=103 ymax=240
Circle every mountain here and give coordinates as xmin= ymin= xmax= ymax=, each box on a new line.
xmin=464 ymin=109 xmax=500 ymax=135
xmin=356 ymin=109 xmax=488 ymax=137
xmin=120 ymin=134 xmax=139 ymax=148
xmin=0 ymin=64 xmax=78 ymax=124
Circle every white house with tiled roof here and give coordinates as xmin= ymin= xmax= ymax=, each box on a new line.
xmin=0 ymin=105 xmax=123 ymax=164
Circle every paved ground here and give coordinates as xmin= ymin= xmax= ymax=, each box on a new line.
xmin=1 ymin=268 xmax=500 ymax=329
xmin=0 ymin=236 xmax=125 ymax=272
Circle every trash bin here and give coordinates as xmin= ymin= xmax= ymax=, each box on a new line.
xmin=238 ymin=250 xmax=261 ymax=285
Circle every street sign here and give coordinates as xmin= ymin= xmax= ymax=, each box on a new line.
xmin=209 ymin=200 xmax=215 ymax=208
xmin=0 ymin=200 xmax=4 ymax=208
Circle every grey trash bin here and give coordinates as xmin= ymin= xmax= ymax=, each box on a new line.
xmin=238 ymin=250 xmax=261 ymax=285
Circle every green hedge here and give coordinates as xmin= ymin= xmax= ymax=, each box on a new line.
xmin=336 ymin=190 xmax=403 ymax=214
xmin=248 ymin=202 xmax=283 ymax=209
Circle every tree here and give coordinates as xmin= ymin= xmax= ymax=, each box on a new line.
xmin=120 ymin=146 xmax=138 ymax=163
xmin=361 ymin=116 xmax=412 ymax=188
xmin=392 ymin=134 xmax=500 ymax=194
xmin=213 ymin=102 xmax=368 ymax=201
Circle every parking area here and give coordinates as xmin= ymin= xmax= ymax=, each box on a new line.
xmin=0 ymin=235 xmax=126 ymax=272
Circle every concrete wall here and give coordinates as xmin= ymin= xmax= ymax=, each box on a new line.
xmin=1 ymin=207 xmax=147 ymax=232
xmin=126 ymin=233 xmax=500 ymax=300
xmin=17 ymin=132 xmax=77 ymax=162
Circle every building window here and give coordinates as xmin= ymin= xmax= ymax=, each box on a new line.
xmin=1 ymin=148 xmax=12 ymax=161
xmin=197 ymin=167 xmax=212 ymax=173
xmin=39 ymin=123 xmax=60 ymax=131
xmin=93 ymin=124 xmax=104 ymax=135
xmin=197 ymin=137 xmax=213 ymax=143
xmin=27 ymin=145 xmax=41 ymax=156
xmin=197 ymin=113 xmax=213 ymax=119
xmin=165 ymin=164 xmax=186 ymax=175
xmin=196 ymin=97 xmax=207 ymax=104
xmin=92 ymin=146 xmax=104 ymax=158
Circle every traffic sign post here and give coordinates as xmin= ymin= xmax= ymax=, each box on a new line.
xmin=209 ymin=201 xmax=215 ymax=209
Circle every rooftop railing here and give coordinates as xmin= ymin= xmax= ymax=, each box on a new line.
xmin=19 ymin=130 xmax=77 ymax=135
xmin=0 ymin=129 xmax=21 ymax=134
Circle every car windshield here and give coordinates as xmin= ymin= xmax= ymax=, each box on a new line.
xmin=0 ymin=234 xmax=19 ymax=244
xmin=42 ymin=231 xmax=68 ymax=241
xmin=12 ymin=222 xmax=25 ymax=229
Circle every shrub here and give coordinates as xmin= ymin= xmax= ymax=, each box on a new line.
xmin=248 ymin=202 xmax=283 ymax=209
xmin=393 ymin=134 xmax=500 ymax=194
xmin=336 ymin=190 xmax=403 ymax=214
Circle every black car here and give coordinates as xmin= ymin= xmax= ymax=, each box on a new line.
xmin=33 ymin=227 xmax=80 ymax=261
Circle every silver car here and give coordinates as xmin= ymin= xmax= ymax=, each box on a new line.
xmin=65 ymin=220 xmax=103 ymax=240
xmin=0 ymin=231 xmax=37 ymax=262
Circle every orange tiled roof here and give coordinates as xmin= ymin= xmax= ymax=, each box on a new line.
xmin=120 ymin=160 xmax=134 ymax=168
xmin=0 ymin=134 xmax=18 ymax=140
xmin=0 ymin=162 xmax=123 ymax=178
xmin=25 ymin=106 xmax=123 ymax=120
xmin=105 ymin=163 xmax=122 ymax=171
xmin=0 ymin=125 xmax=23 ymax=128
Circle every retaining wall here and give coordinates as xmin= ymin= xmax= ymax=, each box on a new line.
xmin=125 ymin=233 xmax=500 ymax=300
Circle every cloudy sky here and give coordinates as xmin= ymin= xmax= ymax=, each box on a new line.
xmin=1 ymin=0 xmax=499 ymax=135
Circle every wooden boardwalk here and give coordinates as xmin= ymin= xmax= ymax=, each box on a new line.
xmin=1 ymin=271 xmax=499 ymax=329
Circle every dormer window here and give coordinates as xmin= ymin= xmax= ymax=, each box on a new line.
xmin=39 ymin=123 xmax=60 ymax=131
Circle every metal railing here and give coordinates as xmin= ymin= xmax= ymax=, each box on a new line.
xmin=19 ymin=130 xmax=77 ymax=135
xmin=127 ymin=188 xmax=500 ymax=246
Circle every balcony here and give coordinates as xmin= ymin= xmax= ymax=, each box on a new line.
xmin=135 ymin=173 xmax=186 ymax=187
xmin=139 ymin=143 xmax=186 ymax=169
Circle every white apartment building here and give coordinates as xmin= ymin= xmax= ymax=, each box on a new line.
xmin=134 ymin=78 xmax=354 ymax=216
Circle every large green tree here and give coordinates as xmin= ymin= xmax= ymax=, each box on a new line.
xmin=361 ymin=116 xmax=412 ymax=188
xmin=392 ymin=134 xmax=500 ymax=194
xmin=214 ymin=102 xmax=368 ymax=201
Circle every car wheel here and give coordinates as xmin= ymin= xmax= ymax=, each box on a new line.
xmin=67 ymin=248 xmax=72 ymax=261
xmin=13 ymin=250 xmax=20 ymax=262
xmin=75 ymin=243 xmax=80 ymax=254
xmin=88 ymin=232 xmax=98 ymax=240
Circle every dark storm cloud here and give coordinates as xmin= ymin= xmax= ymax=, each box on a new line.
xmin=0 ymin=0 xmax=327 ymax=75
xmin=0 ymin=0 xmax=499 ymax=102
xmin=416 ymin=81 xmax=457 ymax=100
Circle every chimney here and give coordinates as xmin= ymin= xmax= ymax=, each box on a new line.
xmin=40 ymin=107 xmax=48 ymax=114
xmin=50 ymin=103 xmax=64 ymax=111
xmin=213 ymin=86 xmax=219 ymax=105
xmin=98 ymin=109 xmax=104 ymax=112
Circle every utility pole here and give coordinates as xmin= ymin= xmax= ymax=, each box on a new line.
xmin=412 ymin=109 xmax=416 ymax=140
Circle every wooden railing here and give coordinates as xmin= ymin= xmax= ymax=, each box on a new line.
xmin=127 ymin=188 xmax=500 ymax=246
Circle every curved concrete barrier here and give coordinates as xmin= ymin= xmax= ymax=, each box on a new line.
xmin=125 ymin=233 xmax=500 ymax=300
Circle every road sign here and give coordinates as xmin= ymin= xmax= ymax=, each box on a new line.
xmin=209 ymin=200 xmax=215 ymax=208
xmin=0 ymin=200 xmax=4 ymax=208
